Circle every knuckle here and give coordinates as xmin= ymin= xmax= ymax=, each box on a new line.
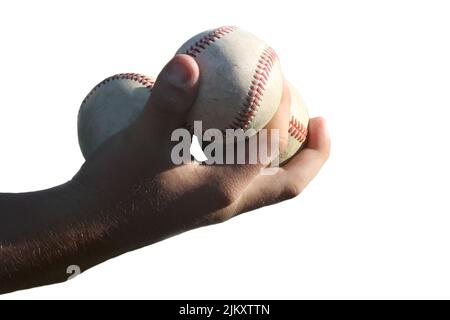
xmin=212 ymin=183 xmax=239 ymax=208
xmin=193 ymin=211 xmax=228 ymax=228
xmin=209 ymin=212 xmax=230 ymax=225
xmin=319 ymin=139 xmax=331 ymax=161
xmin=284 ymin=181 xmax=304 ymax=200
xmin=322 ymin=147 xmax=331 ymax=161
xmin=218 ymin=188 xmax=238 ymax=207
xmin=150 ymin=87 xmax=187 ymax=116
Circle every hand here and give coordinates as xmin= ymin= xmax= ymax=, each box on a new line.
xmin=73 ymin=54 xmax=330 ymax=247
xmin=0 ymin=54 xmax=329 ymax=294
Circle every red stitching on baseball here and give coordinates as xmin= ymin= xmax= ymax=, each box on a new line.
xmin=184 ymin=27 xmax=278 ymax=131
xmin=288 ymin=116 xmax=308 ymax=143
xmin=82 ymin=73 xmax=155 ymax=105
xmin=233 ymin=46 xmax=278 ymax=130
xmin=184 ymin=26 xmax=237 ymax=57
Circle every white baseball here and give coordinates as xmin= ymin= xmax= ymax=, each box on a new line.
xmin=77 ymin=73 xmax=154 ymax=159
xmin=176 ymin=26 xmax=283 ymax=132
xmin=278 ymin=82 xmax=309 ymax=164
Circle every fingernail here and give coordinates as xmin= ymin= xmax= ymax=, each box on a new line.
xmin=164 ymin=56 xmax=191 ymax=87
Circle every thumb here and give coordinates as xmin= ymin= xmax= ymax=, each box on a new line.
xmin=140 ymin=54 xmax=199 ymax=139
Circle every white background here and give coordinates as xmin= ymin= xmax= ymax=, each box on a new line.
xmin=1 ymin=0 xmax=450 ymax=299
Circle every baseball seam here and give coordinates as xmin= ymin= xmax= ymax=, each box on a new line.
xmin=288 ymin=116 xmax=308 ymax=143
xmin=82 ymin=73 xmax=155 ymax=105
xmin=231 ymin=46 xmax=278 ymax=129
xmin=183 ymin=26 xmax=279 ymax=131
xmin=184 ymin=26 xmax=237 ymax=57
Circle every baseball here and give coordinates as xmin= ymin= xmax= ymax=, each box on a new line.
xmin=176 ymin=26 xmax=283 ymax=132
xmin=78 ymin=73 xmax=155 ymax=159
xmin=77 ymin=27 xmax=307 ymax=164
xmin=278 ymin=82 xmax=309 ymax=164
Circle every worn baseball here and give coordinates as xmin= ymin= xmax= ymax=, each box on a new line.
xmin=278 ymin=82 xmax=309 ymax=164
xmin=78 ymin=73 xmax=155 ymax=159
xmin=176 ymin=26 xmax=283 ymax=132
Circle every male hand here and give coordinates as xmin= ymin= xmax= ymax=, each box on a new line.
xmin=0 ymin=54 xmax=330 ymax=294
xmin=73 ymin=54 xmax=330 ymax=246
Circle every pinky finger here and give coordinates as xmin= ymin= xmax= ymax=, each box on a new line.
xmin=281 ymin=117 xmax=330 ymax=197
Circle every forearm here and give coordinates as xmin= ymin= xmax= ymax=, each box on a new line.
xmin=0 ymin=182 xmax=127 ymax=294
xmin=0 ymin=220 xmax=117 ymax=294
xmin=0 ymin=183 xmax=81 ymax=241
xmin=0 ymin=177 xmax=191 ymax=294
